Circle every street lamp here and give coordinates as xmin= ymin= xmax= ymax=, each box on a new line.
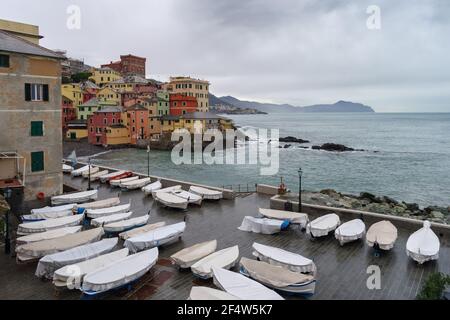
xmin=4 ymin=187 xmax=12 ymax=255
xmin=298 ymin=168 xmax=303 ymax=212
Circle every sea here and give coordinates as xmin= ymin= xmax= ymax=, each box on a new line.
xmin=87 ymin=113 xmax=450 ymax=207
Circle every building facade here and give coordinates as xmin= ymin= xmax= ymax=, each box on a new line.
xmin=101 ymin=54 xmax=146 ymax=77
xmin=87 ymin=106 xmax=124 ymax=145
xmin=88 ymin=67 xmax=121 ymax=87
xmin=62 ymin=95 xmax=76 ymax=133
xmin=157 ymin=90 xmax=170 ymax=116
xmin=169 ymin=94 xmax=198 ymax=116
xmin=126 ymin=105 xmax=149 ymax=145
xmin=163 ymin=76 xmax=210 ymax=112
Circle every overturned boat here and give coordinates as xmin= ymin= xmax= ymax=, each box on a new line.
xmin=189 ymin=186 xmax=223 ymax=200
xmin=121 ymin=177 xmax=151 ymax=190
xmin=17 ymin=214 xmax=84 ymax=235
xmin=124 ymin=222 xmax=186 ymax=253
xmin=238 ymin=216 xmax=288 ymax=235
xmin=406 ymin=221 xmax=440 ymax=264
xmin=51 ymin=190 xmax=98 ymax=206
xmin=16 ymin=226 xmax=82 ymax=245
xmin=91 ymin=211 xmax=132 ymax=227
xmin=259 ymin=208 xmax=308 ymax=227
xmin=189 ymin=286 xmax=239 ymax=300
xmin=73 ymin=197 xmax=120 ymax=214
xmin=191 ymin=245 xmax=239 ymax=279
xmin=366 ymin=220 xmax=398 ymax=250
xmin=110 ymin=175 xmax=138 ymax=187
xmin=171 ymin=190 xmax=203 ymax=206
xmin=104 ymin=214 xmax=150 ymax=234
xmin=306 ymin=213 xmax=340 ymax=237
xmin=212 ymin=267 xmax=284 ymax=300
xmin=334 ymin=219 xmax=366 ymax=245
xmin=71 ymin=165 xmax=93 ymax=177
xmin=170 ymin=240 xmax=217 ymax=269
xmin=119 ymin=221 xmax=166 ymax=240
xmin=240 ymin=257 xmax=316 ymax=296
xmin=85 ymin=202 xmax=131 ymax=219
xmin=82 ymin=166 xmax=99 ymax=178
xmin=151 ymin=185 xmax=182 ymax=198
xmin=35 ymin=238 xmax=118 ymax=279
xmin=154 ymin=191 xmax=189 ymax=210
xmin=142 ymin=180 xmax=162 ymax=195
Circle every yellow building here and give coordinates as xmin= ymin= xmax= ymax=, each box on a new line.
xmin=97 ymin=86 xmax=121 ymax=105
xmin=105 ymin=75 xmax=148 ymax=92
xmin=163 ymin=76 xmax=210 ymax=112
xmin=62 ymin=83 xmax=83 ymax=107
xmin=88 ymin=67 xmax=121 ymax=87
xmin=105 ymin=125 xmax=130 ymax=145
xmin=161 ymin=115 xmax=182 ymax=132
xmin=159 ymin=112 xmax=234 ymax=134
xmin=0 ymin=19 xmax=42 ymax=44
xmin=65 ymin=120 xmax=88 ymax=140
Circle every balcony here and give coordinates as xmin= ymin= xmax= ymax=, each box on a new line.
xmin=0 ymin=151 xmax=26 ymax=190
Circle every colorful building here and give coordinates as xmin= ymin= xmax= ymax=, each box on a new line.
xmin=0 ymin=19 xmax=42 ymax=44
xmin=163 ymin=76 xmax=210 ymax=112
xmin=104 ymin=124 xmax=130 ymax=145
xmin=62 ymin=95 xmax=77 ymax=132
xmin=157 ymin=90 xmax=170 ymax=116
xmin=88 ymin=106 xmax=124 ymax=145
xmin=97 ymin=86 xmax=121 ymax=105
xmin=88 ymin=67 xmax=121 ymax=87
xmin=160 ymin=115 xmax=182 ymax=132
xmin=169 ymin=94 xmax=198 ymax=116
xmin=61 ymin=83 xmax=83 ymax=107
xmin=101 ymin=54 xmax=146 ymax=77
xmin=126 ymin=104 xmax=149 ymax=144
xmin=77 ymin=98 xmax=116 ymax=120
xmin=65 ymin=120 xmax=88 ymax=140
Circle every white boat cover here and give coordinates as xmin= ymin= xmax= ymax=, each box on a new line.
xmin=70 ymin=165 xmax=91 ymax=177
xmin=124 ymin=222 xmax=186 ymax=253
xmin=259 ymin=208 xmax=308 ymax=227
xmin=238 ymin=216 xmax=283 ymax=235
xmin=82 ymin=166 xmax=99 ymax=178
xmin=252 ymin=242 xmax=314 ymax=273
xmin=89 ymin=170 xmax=109 ymax=181
xmin=99 ymin=170 xmax=126 ymax=183
xmin=121 ymin=177 xmax=151 ymax=189
xmin=406 ymin=221 xmax=440 ymax=264
xmin=142 ymin=180 xmax=162 ymax=195
xmin=151 ymin=185 xmax=181 ymax=198
xmin=191 ymin=246 xmax=239 ymax=279
xmin=74 ymin=197 xmax=120 ymax=212
xmin=212 ymin=267 xmax=284 ymax=300
xmin=334 ymin=219 xmax=366 ymax=245
xmin=16 ymin=226 xmax=82 ymax=245
xmin=22 ymin=210 xmax=74 ymax=221
xmin=104 ymin=214 xmax=150 ymax=233
xmin=240 ymin=257 xmax=314 ymax=288
xmin=189 ymin=286 xmax=239 ymax=300
xmin=366 ymin=220 xmax=398 ymax=250
xmin=110 ymin=176 xmax=138 ymax=187
xmin=86 ymin=202 xmax=131 ymax=219
xmin=119 ymin=221 xmax=166 ymax=240
xmin=31 ymin=203 xmax=76 ymax=215
xmin=17 ymin=214 xmax=84 ymax=235
xmin=53 ymin=248 xmax=129 ymax=288
xmin=16 ymin=227 xmax=104 ymax=261
xmin=171 ymin=190 xmax=203 ymax=205
xmin=306 ymin=213 xmax=340 ymax=237
xmin=154 ymin=192 xmax=189 ymax=209
xmin=51 ymin=190 xmax=98 ymax=205
xmin=35 ymin=238 xmax=118 ymax=279
xmin=82 ymin=247 xmax=158 ymax=293
xmin=62 ymin=164 xmax=74 ymax=173
xmin=189 ymin=186 xmax=223 ymax=200
xmin=171 ymin=240 xmax=217 ymax=268
xmin=91 ymin=211 xmax=132 ymax=227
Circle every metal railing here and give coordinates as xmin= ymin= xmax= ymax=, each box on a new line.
xmin=220 ymin=183 xmax=257 ymax=194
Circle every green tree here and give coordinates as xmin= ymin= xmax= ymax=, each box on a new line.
xmin=71 ymin=72 xmax=92 ymax=83
xmin=417 ymin=272 xmax=450 ymax=300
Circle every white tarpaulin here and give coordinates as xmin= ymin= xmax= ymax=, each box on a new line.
xmin=82 ymin=167 xmax=99 ymax=178
xmin=171 ymin=240 xmax=217 ymax=268
xmin=110 ymin=176 xmax=138 ymax=187
xmin=334 ymin=219 xmax=366 ymax=245
xmin=35 ymin=238 xmax=118 ymax=279
xmin=306 ymin=213 xmax=340 ymax=237
xmin=22 ymin=210 xmax=73 ymax=221
xmin=259 ymin=208 xmax=308 ymax=227
xmin=121 ymin=177 xmax=151 ymax=190
xmin=151 ymin=185 xmax=181 ymax=198
xmin=74 ymin=197 xmax=120 ymax=211
xmin=191 ymin=245 xmax=239 ymax=279
xmin=99 ymin=170 xmax=126 ymax=183
xmin=189 ymin=286 xmax=239 ymax=300
xmin=63 ymin=164 xmax=74 ymax=173
xmin=82 ymin=247 xmax=158 ymax=294
xmin=86 ymin=203 xmax=131 ymax=219
xmin=91 ymin=211 xmax=132 ymax=227
xmin=171 ymin=190 xmax=203 ymax=205
xmin=189 ymin=186 xmax=223 ymax=200
xmin=142 ymin=180 xmax=162 ymax=195
xmin=70 ymin=165 xmax=91 ymax=177
xmin=104 ymin=214 xmax=150 ymax=233
xmin=119 ymin=222 xmax=166 ymax=240
xmin=124 ymin=222 xmax=186 ymax=253
xmin=154 ymin=192 xmax=188 ymax=209
xmin=366 ymin=220 xmax=398 ymax=250
xmin=212 ymin=267 xmax=284 ymax=300
xmin=17 ymin=214 xmax=84 ymax=235
xmin=238 ymin=216 xmax=283 ymax=235
xmin=30 ymin=203 xmax=76 ymax=216
xmin=252 ymin=242 xmax=314 ymax=273
xmin=16 ymin=226 xmax=82 ymax=245
xmin=406 ymin=221 xmax=440 ymax=264
xmin=51 ymin=190 xmax=98 ymax=205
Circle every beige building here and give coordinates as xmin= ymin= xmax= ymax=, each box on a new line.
xmin=0 ymin=19 xmax=42 ymax=44
xmin=163 ymin=76 xmax=210 ymax=112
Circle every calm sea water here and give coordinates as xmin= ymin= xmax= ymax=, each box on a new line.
xmin=88 ymin=113 xmax=450 ymax=207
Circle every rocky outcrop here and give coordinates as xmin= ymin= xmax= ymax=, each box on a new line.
xmin=279 ymin=136 xmax=310 ymax=144
xmin=311 ymin=143 xmax=364 ymax=152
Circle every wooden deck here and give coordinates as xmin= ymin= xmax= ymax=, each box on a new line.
xmin=0 ymin=174 xmax=448 ymax=300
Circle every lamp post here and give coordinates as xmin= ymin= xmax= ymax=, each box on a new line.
xmin=87 ymin=157 xmax=92 ymax=191
xmin=298 ymin=168 xmax=303 ymax=212
xmin=147 ymin=144 xmax=150 ymax=177
xmin=4 ymin=187 xmax=12 ymax=255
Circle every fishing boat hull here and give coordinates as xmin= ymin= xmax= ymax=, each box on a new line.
xmin=110 ymin=175 xmax=138 ymax=187
xmin=406 ymin=221 xmax=440 ymax=264
xmin=85 ymin=203 xmax=131 ymax=219
xmin=191 ymin=245 xmax=239 ymax=279
xmin=142 ymin=181 xmax=162 ymax=195
xmin=99 ymin=170 xmax=128 ymax=183
xmin=170 ymin=240 xmax=217 ymax=269
xmin=238 ymin=216 xmax=287 ymax=235
xmin=306 ymin=213 xmax=340 ymax=238
xmin=104 ymin=214 xmax=150 ymax=233
xmin=189 ymin=186 xmax=223 ymax=200
xmin=334 ymin=219 xmax=366 ymax=246
xmin=366 ymin=220 xmax=398 ymax=251
xmin=51 ymin=190 xmax=98 ymax=206
xmin=154 ymin=192 xmax=189 ymax=210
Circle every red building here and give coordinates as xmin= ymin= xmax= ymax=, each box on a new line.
xmin=169 ymin=94 xmax=198 ymax=116
xmin=88 ymin=106 xmax=124 ymax=145
xmin=101 ymin=54 xmax=146 ymax=77
xmin=62 ymin=95 xmax=77 ymax=133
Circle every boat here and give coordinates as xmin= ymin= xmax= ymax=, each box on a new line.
xmin=334 ymin=219 xmax=366 ymax=245
xmin=91 ymin=211 xmax=133 ymax=227
xmin=85 ymin=202 xmax=131 ymax=219
xmin=124 ymin=222 xmax=186 ymax=253
xmin=191 ymin=246 xmax=239 ymax=279
xmin=406 ymin=221 xmax=440 ymax=264
xmin=170 ymin=240 xmax=217 ymax=268
xmin=110 ymin=175 xmax=138 ymax=187
xmin=121 ymin=177 xmax=151 ymax=190
xmin=17 ymin=214 xmax=84 ymax=235
xmin=30 ymin=203 xmax=76 ymax=217
xmin=238 ymin=216 xmax=288 ymax=235
xmin=366 ymin=220 xmax=398 ymax=250
xmin=252 ymin=242 xmax=315 ymax=274
xmin=35 ymin=238 xmax=118 ymax=279
xmin=189 ymin=186 xmax=223 ymax=200
xmin=62 ymin=164 xmax=74 ymax=173
xmin=151 ymin=185 xmax=182 ymax=198
xmin=88 ymin=170 xmax=109 ymax=181
xmin=21 ymin=210 xmax=74 ymax=222
xmin=16 ymin=226 xmax=82 ymax=245
xmin=16 ymin=227 xmax=104 ymax=263
xmin=212 ymin=267 xmax=284 ymax=300
xmin=82 ymin=166 xmax=99 ymax=178
xmin=188 ymin=286 xmax=239 ymax=300
xmin=53 ymin=248 xmax=129 ymax=289
xmin=306 ymin=213 xmax=340 ymax=237
xmin=51 ymin=190 xmax=98 ymax=206
xmin=81 ymin=247 xmax=158 ymax=296
xmin=104 ymin=214 xmax=150 ymax=233
xmin=171 ymin=190 xmax=203 ymax=206
xmin=259 ymin=208 xmax=308 ymax=227
xmin=239 ymin=257 xmax=316 ymax=296
xmin=119 ymin=221 xmax=166 ymax=240
xmin=154 ymin=191 xmax=189 ymax=210
xmin=70 ymin=165 xmax=93 ymax=177
xmin=142 ymin=180 xmax=162 ymax=195
xmin=99 ymin=170 xmax=127 ymax=183
xmin=73 ymin=197 xmax=120 ymax=214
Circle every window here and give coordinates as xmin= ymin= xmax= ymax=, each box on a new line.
xmin=30 ymin=121 xmax=43 ymax=136
xmin=31 ymin=151 xmax=44 ymax=172
xmin=25 ymin=84 xmax=49 ymax=101
xmin=0 ymin=54 xmax=10 ymax=67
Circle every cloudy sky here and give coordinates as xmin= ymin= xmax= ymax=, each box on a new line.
xmin=3 ymin=0 xmax=450 ymax=112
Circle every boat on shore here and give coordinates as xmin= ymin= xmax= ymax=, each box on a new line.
xmin=99 ymin=170 xmax=127 ymax=183
xmin=104 ymin=214 xmax=150 ymax=233
xmin=306 ymin=213 xmax=340 ymax=237
xmin=154 ymin=191 xmax=189 ymax=210
xmin=171 ymin=190 xmax=203 ymax=206
xmin=151 ymin=185 xmax=181 ymax=198
xmin=51 ymin=190 xmax=98 ymax=206
xmin=82 ymin=167 xmax=99 ymax=178
xmin=21 ymin=210 xmax=74 ymax=222
xmin=238 ymin=216 xmax=288 ymax=235
xmin=88 ymin=170 xmax=109 ymax=181
xmin=30 ymin=203 xmax=76 ymax=217
xmin=71 ymin=165 xmax=93 ymax=177
xmin=16 ymin=226 xmax=82 ymax=245
xmin=258 ymin=208 xmax=308 ymax=227
xmin=191 ymin=245 xmax=239 ymax=279
xmin=119 ymin=221 xmax=166 ymax=240
xmin=189 ymin=186 xmax=223 ymax=200
xmin=189 ymin=286 xmax=239 ymax=300
xmin=91 ymin=211 xmax=132 ymax=227
xmin=142 ymin=180 xmax=162 ymax=195
xmin=170 ymin=240 xmax=217 ymax=269
xmin=334 ymin=219 xmax=366 ymax=245
xmin=63 ymin=164 xmax=74 ymax=173
xmin=121 ymin=177 xmax=151 ymax=190
xmin=17 ymin=214 xmax=84 ymax=235
xmin=85 ymin=202 xmax=131 ymax=219
xmin=406 ymin=221 xmax=440 ymax=264
xmin=73 ymin=197 xmax=120 ymax=214
xmin=366 ymin=220 xmax=398 ymax=250
xmin=110 ymin=176 xmax=138 ymax=187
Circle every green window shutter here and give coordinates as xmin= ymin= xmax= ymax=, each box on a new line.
xmin=30 ymin=121 xmax=43 ymax=136
xmin=25 ymin=83 xmax=31 ymax=101
xmin=43 ymin=85 xmax=49 ymax=101
xmin=31 ymin=151 xmax=44 ymax=172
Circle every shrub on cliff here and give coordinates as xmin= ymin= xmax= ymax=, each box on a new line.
xmin=417 ymin=272 xmax=450 ymax=300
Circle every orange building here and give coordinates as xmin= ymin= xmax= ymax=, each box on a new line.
xmin=126 ymin=104 xmax=149 ymax=144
